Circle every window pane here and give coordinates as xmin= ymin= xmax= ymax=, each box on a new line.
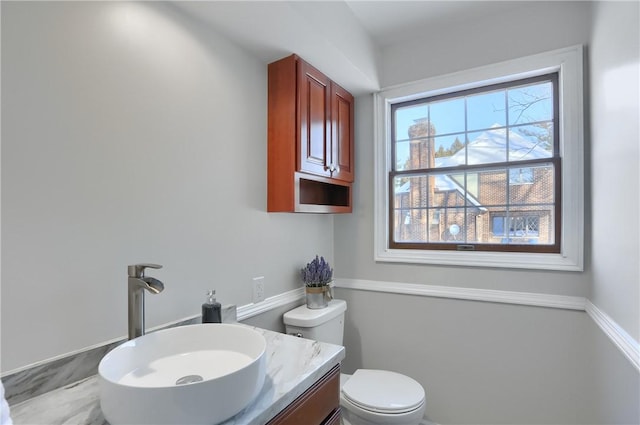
xmin=395 ymin=105 xmax=428 ymax=141
xmin=400 ymin=136 xmax=435 ymax=171
xmin=476 ymin=168 xmax=508 ymax=206
xmin=466 ymin=172 xmax=479 ymax=198
xmin=399 ymin=117 xmax=437 ymax=171
xmin=509 ymin=168 xmax=534 ymax=184
xmin=396 ymin=207 xmax=467 ymax=243
xmin=393 ymin=175 xmax=429 ymax=209
xmin=429 ymin=97 xmax=465 ymax=135
xmin=439 ymin=208 xmax=467 ymax=243
xmin=508 ymin=207 xmax=554 ymax=244
xmin=394 ymin=207 xmax=428 ymax=242
xmin=433 ymin=172 xmax=467 ymax=208
xmin=467 ymin=129 xmax=507 ymax=165
xmin=509 ymin=124 xmax=554 ymax=158
xmin=467 ymin=90 xmax=506 ymax=131
xmin=487 ymin=208 xmax=554 ymax=245
xmin=393 ymin=175 xmax=429 ymax=243
xmin=509 ymin=163 xmax=555 ymax=205
xmin=395 ymin=139 xmax=410 ymax=170
xmin=508 ymin=126 xmax=553 ymax=161
xmin=433 ymin=134 xmax=465 ymax=168
xmin=508 ymin=81 xmax=553 ymax=125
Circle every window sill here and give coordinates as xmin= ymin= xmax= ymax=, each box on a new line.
xmin=375 ymin=247 xmax=583 ymax=271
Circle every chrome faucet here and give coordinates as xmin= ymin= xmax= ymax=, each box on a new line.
xmin=128 ymin=263 xmax=164 ymax=340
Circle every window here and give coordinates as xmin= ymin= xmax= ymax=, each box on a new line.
xmin=374 ymin=46 xmax=584 ymax=270
xmin=390 ymin=74 xmax=559 ymax=253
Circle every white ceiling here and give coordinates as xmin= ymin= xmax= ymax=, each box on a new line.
xmin=172 ymin=1 xmax=537 ymax=94
xmin=344 ymin=1 xmax=529 ymax=47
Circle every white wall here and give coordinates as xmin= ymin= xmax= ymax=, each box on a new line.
xmin=1 ymin=1 xmax=333 ymax=373
xmin=589 ymin=0 xmax=640 ymax=342
xmin=335 ymin=1 xmax=639 ymax=423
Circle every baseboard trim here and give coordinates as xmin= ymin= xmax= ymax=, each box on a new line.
xmin=333 ymin=278 xmax=586 ymax=310
xmin=586 ymin=300 xmax=640 ymax=372
xmin=237 ymin=287 xmax=305 ymax=321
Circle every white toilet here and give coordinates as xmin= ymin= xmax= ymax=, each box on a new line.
xmin=283 ymin=299 xmax=426 ymax=425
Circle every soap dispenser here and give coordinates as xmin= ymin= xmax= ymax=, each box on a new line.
xmin=202 ymin=290 xmax=222 ymax=323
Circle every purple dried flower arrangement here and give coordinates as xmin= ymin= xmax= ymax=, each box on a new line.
xmin=301 ymin=255 xmax=333 ymax=287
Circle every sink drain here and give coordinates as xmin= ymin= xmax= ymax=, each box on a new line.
xmin=175 ymin=375 xmax=204 ymax=385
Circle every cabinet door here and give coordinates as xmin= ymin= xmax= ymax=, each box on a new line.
xmin=298 ymin=60 xmax=331 ymax=178
xmin=330 ymin=83 xmax=354 ymax=182
xmin=267 ymin=365 xmax=340 ymax=425
xmin=322 ymin=408 xmax=342 ymax=425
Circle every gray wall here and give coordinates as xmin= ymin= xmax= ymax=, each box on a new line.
xmin=1 ymin=1 xmax=638 ymax=423
xmin=241 ymin=299 xmax=305 ymax=335
xmin=588 ymin=319 xmax=640 ymax=424
xmin=335 ymin=1 xmax=593 ymax=297
xmin=587 ymin=2 xmax=640 ymax=421
xmin=1 ymin=1 xmax=333 ymax=373
xmin=335 ymin=288 xmax=639 ymax=424
xmin=334 ymin=1 xmax=639 ymax=424
xmin=589 ymin=0 xmax=640 ymax=344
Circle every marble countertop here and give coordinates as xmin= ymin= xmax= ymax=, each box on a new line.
xmin=9 ymin=325 xmax=345 ymax=425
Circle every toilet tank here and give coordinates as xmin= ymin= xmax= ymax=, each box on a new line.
xmin=283 ymin=299 xmax=347 ymax=346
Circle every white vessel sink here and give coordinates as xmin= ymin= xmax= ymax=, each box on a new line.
xmin=99 ymin=324 xmax=267 ymax=425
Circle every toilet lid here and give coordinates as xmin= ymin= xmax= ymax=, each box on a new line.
xmin=341 ymin=369 xmax=425 ymax=414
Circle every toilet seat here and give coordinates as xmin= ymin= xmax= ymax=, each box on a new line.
xmin=341 ymin=369 xmax=425 ymax=415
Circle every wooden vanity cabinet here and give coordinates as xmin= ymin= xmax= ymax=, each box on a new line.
xmin=268 ymin=54 xmax=354 ymax=213
xmin=267 ymin=364 xmax=341 ymax=425
xmin=329 ymin=82 xmax=355 ymax=183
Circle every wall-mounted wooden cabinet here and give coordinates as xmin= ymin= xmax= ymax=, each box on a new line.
xmin=268 ymin=54 xmax=354 ymax=213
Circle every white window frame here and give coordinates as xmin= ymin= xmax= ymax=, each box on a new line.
xmin=374 ymin=45 xmax=584 ymax=271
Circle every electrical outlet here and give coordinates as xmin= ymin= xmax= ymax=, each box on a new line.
xmin=252 ymin=276 xmax=265 ymax=303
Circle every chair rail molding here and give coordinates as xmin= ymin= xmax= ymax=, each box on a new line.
xmin=333 ymin=278 xmax=586 ymax=310
xmin=585 ymin=300 xmax=640 ymax=372
xmin=334 ymin=278 xmax=640 ymax=372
